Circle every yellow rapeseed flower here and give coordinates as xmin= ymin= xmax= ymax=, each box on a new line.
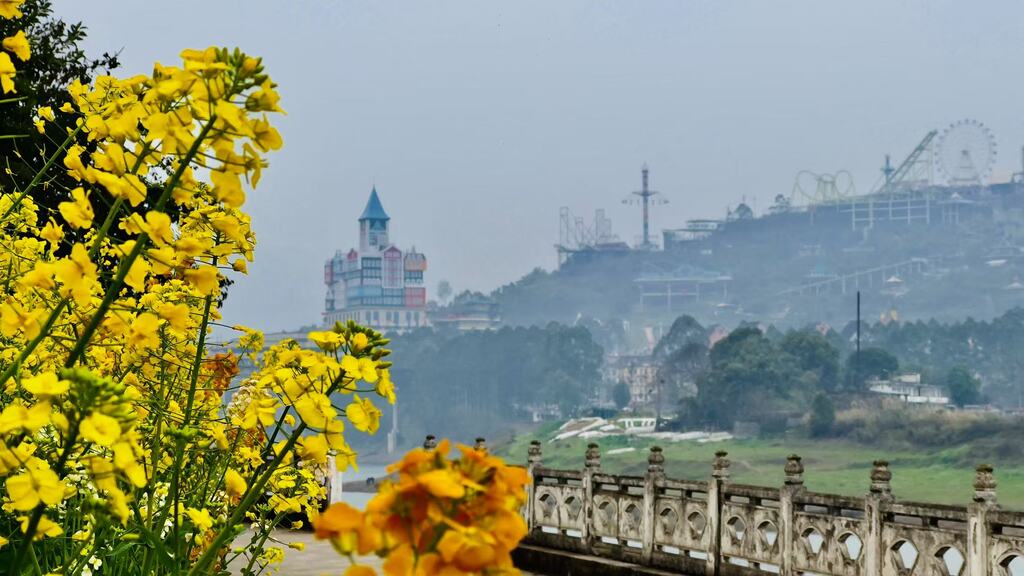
xmin=345 ymin=395 xmax=381 ymax=435
xmin=155 ymin=302 xmax=190 ymax=334
xmin=340 ymin=355 xmax=378 ymax=383
xmin=186 ymin=507 xmax=213 ymax=532
xmin=39 ymin=219 xmax=62 ymax=248
xmin=57 ymin=187 xmax=94 ymax=229
xmin=126 ymin=312 xmax=160 ymax=351
xmin=297 ymin=434 xmax=328 ymax=464
xmin=239 ymin=395 xmax=277 ymax=429
xmin=2 ymin=30 xmax=29 ymax=61
xmin=80 ymin=412 xmax=122 ymax=446
xmin=0 ymin=51 xmax=15 ymax=93
xmin=351 ymin=332 xmax=369 ymax=351
xmin=22 ymin=372 xmax=68 ymax=398
xmin=210 ymin=169 xmax=245 ymax=208
xmin=224 ymin=468 xmax=247 ymax=499
xmin=0 ymin=300 xmax=43 ymax=339
xmin=6 ymin=467 xmax=66 ymax=510
xmin=54 ymin=243 xmax=97 ymax=305
xmin=19 ymin=515 xmax=62 ymax=540
xmin=308 ymin=331 xmax=344 ymax=352
xmin=184 ymin=265 xmax=220 ymax=296
xmin=0 ymin=402 xmax=49 ymax=434
xmin=0 ymin=0 xmax=26 ymax=19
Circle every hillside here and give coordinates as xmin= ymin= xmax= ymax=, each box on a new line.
xmin=493 ymin=185 xmax=1024 ymax=341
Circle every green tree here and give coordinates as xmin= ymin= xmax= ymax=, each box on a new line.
xmin=845 ymin=347 xmax=898 ymax=390
xmin=612 ymin=381 xmax=631 ymax=410
xmin=781 ymin=330 xmax=840 ymax=391
xmin=695 ymin=327 xmax=800 ymax=428
xmin=0 ymin=0 xmax=119 ymax=200
xmin=659 ymin=341 xmax=708 ymax=407
xmin=808 ymin=393 xmax=835 ymax=437
xmin=437 ymin=279 xmax=452 ymax=304
xmin=653 ymin=315 xmax=707 ymax=361
xmin=945 ymin=366 xmax=982 ymax=407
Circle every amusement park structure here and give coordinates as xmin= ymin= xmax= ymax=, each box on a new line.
xmin=555 ymin=119 xmax=1007 ymax=262
xmin=623 ymin=164 xmax=668 ymax=250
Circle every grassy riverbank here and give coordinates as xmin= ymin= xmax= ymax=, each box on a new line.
xmin=493 ymin=424 xmax=1024 ymax=510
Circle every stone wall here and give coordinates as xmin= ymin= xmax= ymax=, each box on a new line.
xmin=522 ymin=441 xmax=1024 ymax=575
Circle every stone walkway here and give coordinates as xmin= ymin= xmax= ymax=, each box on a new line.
xmin=229 ymin=530 xmax=382 ymax=575
xmin=228 ymin=530 xmax=535 ymax=575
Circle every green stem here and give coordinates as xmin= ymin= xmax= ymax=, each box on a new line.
xmin=1 ymin=124 xmax=83 ymax=221
xmin=240 ymin=511 xmax=288 ymax=576
xmin=186 ymin=424 xmax=307 ymax=576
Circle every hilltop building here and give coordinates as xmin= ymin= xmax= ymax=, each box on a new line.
xmin=323 ymin=188 xmax=428 ymax=331
xmin=429 ymin=291 xmax=501 ymax=331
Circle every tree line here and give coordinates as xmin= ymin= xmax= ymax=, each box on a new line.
xmin=649 ymin=314 xmax=985 ymax=434
xmin=385 ymin=323 xmax=603 ymax=446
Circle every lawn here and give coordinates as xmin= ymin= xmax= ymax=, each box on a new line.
xmin=494 ymin=428 xmax=1024 ymax=510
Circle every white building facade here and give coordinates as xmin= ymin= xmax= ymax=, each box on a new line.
xmin=323 ymin=188 xmax=428 ymax=331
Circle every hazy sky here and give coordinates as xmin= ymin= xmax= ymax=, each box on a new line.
xmin=55 ymin=1 xmax=1024 ymax=332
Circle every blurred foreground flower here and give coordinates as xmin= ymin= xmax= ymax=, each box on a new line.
xmin=314 ymin=440 xmax=529 ymax=575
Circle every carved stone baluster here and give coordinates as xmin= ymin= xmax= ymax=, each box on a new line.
xmin=967 ymin=463 xmax=998 ymax=576
xmin=526 ymin=440 xmax=542 ymax=537
xmin=642 ymin=446 xmax=665 ymax=563
xmin=422 ymin=434 xmax=438 ymax=451
xmin=780 ymin=454 xmax=805 ymax=576
xmin=869 ymin=459 xmax=893 ymax=498
xmin=583 ymin=442 xmax=600 ymax=554
xmin=527 ymin=440 xmax=543 ymax=469
xmin=585 ymin=442 xmax=602 ymax=470
xmin=707 ymin=450 xmax=730 ymax=575
xmin=864 ymin=459 xmax=894 ymax=576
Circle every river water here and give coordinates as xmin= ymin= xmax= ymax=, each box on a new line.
xmin=336 ymin=463 xmax=389 ymax=508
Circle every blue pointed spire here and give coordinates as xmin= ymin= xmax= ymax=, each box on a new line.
xmin=359 ymin=187 xmax=390 ymax=221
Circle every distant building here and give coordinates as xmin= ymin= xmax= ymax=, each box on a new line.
xmin=635 ymin=264 xmax=731 ymax=313
xmin=429 ymin=291 xmax=501 ymax=331
xmin=603 ymin=355 xmax=659 ymax=409
xmin=868 ymin=373 xmax=949 ymax=405
xmin=323 ymin=188 xmax=428 ymax=331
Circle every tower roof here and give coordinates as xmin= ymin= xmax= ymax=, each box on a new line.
xmin=359 ymin=187 xmax=390 ymax=221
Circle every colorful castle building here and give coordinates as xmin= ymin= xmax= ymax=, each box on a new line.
xmin=323 ymin=188 xmax=428 ymax=331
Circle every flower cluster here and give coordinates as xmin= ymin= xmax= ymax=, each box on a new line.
xmin=0 ymin=0 xmax=29 ymax=93
xmin=0 ymin=37 xmax=397 ymax=575
xmin=0 ymin=7 xmax=517 ymax=574
xmin=313 ymin=440 xmax=529 ymax=576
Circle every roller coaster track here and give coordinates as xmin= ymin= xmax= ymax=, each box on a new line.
xmin=773 ymin=258 xmax=930 ymax=298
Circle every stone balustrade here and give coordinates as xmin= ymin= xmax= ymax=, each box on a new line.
xmin=521 ymin=440 xmax=1024 ymax=576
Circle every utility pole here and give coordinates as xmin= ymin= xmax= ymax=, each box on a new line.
xmin=855 ymin=291 xmax=861 ymax=389
xmin=655 ymin=377 xmax=664 ymax=429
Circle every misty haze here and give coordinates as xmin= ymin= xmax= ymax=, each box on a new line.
xmin=3 ymin=1 xmax=1024 ymax=575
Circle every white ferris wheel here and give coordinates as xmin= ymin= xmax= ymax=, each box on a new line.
xmin=934 ymin=119 xmax=997 ymax=186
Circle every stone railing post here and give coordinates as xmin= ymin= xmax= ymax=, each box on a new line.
xmin=422 ymin=434 xmax=438 ymax=451
xmin=780 ymin=454 xmax=805 ymax=576
xmin=864 ymin=460 xmax=894 ymax=576
xmin=707 ymin=450 xmax=730 ymax=576
xmin=583 ymin=442 xmax=601 ymax=553
xmin=642 ymin=446 xmax=665 ymax=564
xmin=526 ymin=440 xmax=542 ymax=534
xmin=967 ymin=464 xmax=998 ymax=576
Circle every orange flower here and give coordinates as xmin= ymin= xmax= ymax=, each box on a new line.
xmin=313 ymin=502 xmax=363 ymax=540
